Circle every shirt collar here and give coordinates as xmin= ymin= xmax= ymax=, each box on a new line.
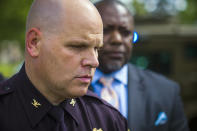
xmin=16 ymin=64 xmax=79 ymax=127
xmin=61 ymin=98 xmax=79 ymax=126
xmin=91 ymin=68 xmax=103 ymax=85
xmin=113 ymin=64 xmax=128 ymax=85
xmin=92 ymin=64 xmax=128 ymax=86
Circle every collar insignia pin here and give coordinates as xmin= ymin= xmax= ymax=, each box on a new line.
xmin=70 ymin=99 xmax=76 ymax=107
xmin=32 ymin=99 xmax=41 ymax=108
xmin=93 ymin=128 xmax=103 ymax=131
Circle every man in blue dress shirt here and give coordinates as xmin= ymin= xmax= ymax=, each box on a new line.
xmin=90 ymin=0 xmax=189 ymax=131
xmin=92 ymin=64 xmax=128 ymax=118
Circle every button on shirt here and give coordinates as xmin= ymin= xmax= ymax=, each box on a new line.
xmin=91 ymin=64 xmax=128 ymax=118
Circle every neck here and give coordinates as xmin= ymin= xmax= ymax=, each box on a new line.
xmin=25 ymin=63 xmax=65 ymax=106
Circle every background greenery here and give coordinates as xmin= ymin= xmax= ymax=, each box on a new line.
xmin=0 ymin=0 xmax=196 ymax=48
xmin=0 ymin=0 xmax=197 ymax=77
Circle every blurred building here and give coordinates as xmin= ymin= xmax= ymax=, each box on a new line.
xmin=132 ymin=18 xmax=197 ymax=121
xmin=0 ymin=41 xmax=23 ymax=64
xmin=0 ymin=41 xmax=23 ymax=77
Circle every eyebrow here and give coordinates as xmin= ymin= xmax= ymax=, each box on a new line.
xmin=104 ymin=23 xmax=131 ymax=31
xmin=67 ymin=40 xmax=88 ymax=44
xmin=66 ymin=39 xmax=103 ymax=47
xmin=96 ymin=39 xmax=103 ymax=48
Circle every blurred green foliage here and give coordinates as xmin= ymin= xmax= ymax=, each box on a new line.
xmin=0 ymin=63 xmax=21 ymax=78
xmin=0 ymin=0 xmax=197 ymax=78
xmin=0 ymin=0 xmax=197 ymax=49
xmin=179 ymin=0 xmax=197 ymax=23
xmin=0 ymin=0 xmax=32 ymax=77
xmin=132 ymin=0 xmax=148 ymax=17
xmin=0 ymin=0 xmax=33 ymax=49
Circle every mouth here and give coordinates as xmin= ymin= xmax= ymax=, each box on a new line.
xmin=75 ymin=75 xmax=92 ymax=83
xmin=106 ymin=51 xmax=124 ymax=59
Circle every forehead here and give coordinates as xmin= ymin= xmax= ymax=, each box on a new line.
xmin=64 ymin=1 xmax=103 ymax=33
xmin=61 ymin=21 xmax=103 ymax=45
xmin=55 ymin=5 xmax=103 ymax=45
xmin=64 ymin=33 xmax=103 ymax=45
xmin=99 ymin=3 xmax=133 ymax=29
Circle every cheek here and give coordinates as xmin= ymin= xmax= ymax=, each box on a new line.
xmin=125 ymin=37 xmax=132 ymax=49
xmin=126 ymin=44 xmax=132 ymax=56
xmin=126 ymin=36 xmax=132 ymax=44
xmin=40 ymin=48 xmax=70 ymax=76
xmin=57 ymin=49 xmax=82 ymax=74
xmin=123 ymin=39 xmax=132 ymax=58
xmin=103 ymin=34 xmax=110 ymax=44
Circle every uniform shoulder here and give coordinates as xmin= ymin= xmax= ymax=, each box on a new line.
xmin=0 ymin=75 xmax=16 ymax=96
xmin=81 ymin=90 xmax=128 ymax=129
xmin=83 ymin=90 xmax=125 ymax=116
xmin=84 ymin=90 xmax=119 ymax=109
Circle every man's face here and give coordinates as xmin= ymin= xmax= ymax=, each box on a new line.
xmin=37 ymin=14 xmax=103 ymax=98
xmin=97 ymin=3 xmax=134 ymax=74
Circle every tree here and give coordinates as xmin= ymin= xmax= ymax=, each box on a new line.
xmin=0 ymin=0 xmax=33 ymax=49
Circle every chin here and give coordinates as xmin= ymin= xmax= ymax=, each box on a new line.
xmin=105 ymin=62 xmax=123 ymax=72
xmin=72 ymin=86 xmax=88 ymax=97
xmin=72 ymin=92 xmax=87 ymax=98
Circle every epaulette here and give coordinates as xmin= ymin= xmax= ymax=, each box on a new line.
xmin=0 ymin=78 xmax=15 ymax=96
xmin=84 ymin=90 xmax=121 ymax=113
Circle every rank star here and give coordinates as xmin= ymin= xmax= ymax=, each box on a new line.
xmin=32 ymin=99 xmax=41 ymax=108
xmin=70 ymin=99 xmax=76 ymax=106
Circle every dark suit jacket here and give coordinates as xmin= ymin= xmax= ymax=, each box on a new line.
xmin=127 ymin=64 xmax=189 ymax=131
xmin=90 ymin=64 xmax=189 ymax=131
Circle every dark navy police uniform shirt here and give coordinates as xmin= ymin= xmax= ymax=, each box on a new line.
xmin=0 ymin=65 xmax=128 ymax=131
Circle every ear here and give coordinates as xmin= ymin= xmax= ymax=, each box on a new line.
xmin=26 ymin=28 xmax=42 ymax=57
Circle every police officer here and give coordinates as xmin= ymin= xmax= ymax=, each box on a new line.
xmin=0 ymin=0 xmax=128 ymax=131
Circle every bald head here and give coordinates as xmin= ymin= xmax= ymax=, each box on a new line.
xmin=25 ymin=0 xmax=103 ymax=57
xmin=26 ymin=0 xmax=102 ymax=35
xmin=95 ymin=0 xmax=133 ymax=20
xmin=25 ymin=0 xmax=103 ymax=102
xmin=93 ymin=0 xmax=134 ymax=73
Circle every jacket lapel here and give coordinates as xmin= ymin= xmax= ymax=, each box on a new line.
xmin=127 ymin=64 xmax=148 ymax=130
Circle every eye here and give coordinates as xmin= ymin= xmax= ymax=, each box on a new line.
xmin=121 ymin=29 xmax=131 ymax=37
xmin=118 ymin=27 xmax=132 ymax=37
xmin=123 ymin=30 xmax=131 ymax=36
xmin=94 ymin=47 xmax=101 ymax=52
xmin=68 ymin=45 xmax=87 ymax=50
xmin=104 ymin=26 xmax=113 ymax=34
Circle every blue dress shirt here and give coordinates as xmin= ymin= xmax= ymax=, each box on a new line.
xmin=91 ymin=65 xmax=128 ymax=118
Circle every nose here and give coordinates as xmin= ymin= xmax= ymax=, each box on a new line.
xmin=110 ymin=30 xmax=123 ymax=45
xmin=81 ymin=49 xmax=99 ymax=68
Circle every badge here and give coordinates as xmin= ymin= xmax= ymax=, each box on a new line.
xmin=93 ymin=128 xmax=103 ymax=131
xmin=70 ymin=99 xmax=76 ymax=107
xmin=31 ymin=99 xmax=41 ymax=108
